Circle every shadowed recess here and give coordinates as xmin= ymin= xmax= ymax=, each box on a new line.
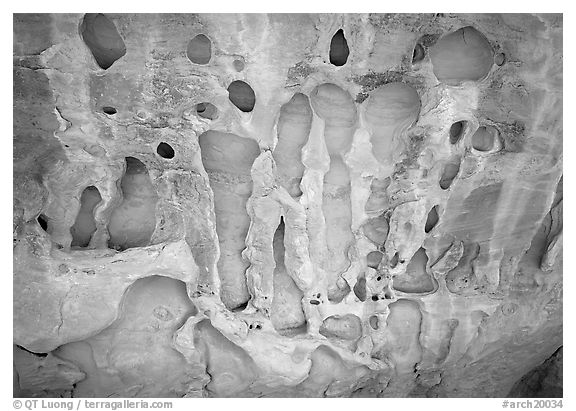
xmin=108 ymin=157 xmax=158 ymax=251
xmin=382 ymin=299 xmax=423 ymax=373
xmin=156 ymin=142 xmax=175 ymax=159
xmin=102 ymin=106 xmax=117 ymax=115
xmin=364 ymin=82 xmax=421 ymax=163
xmin=472 ymin=125 xmax=498 ymax=151
xmin=70 ymin=186 xmax=102 ymax=248
xmin=228 ymin=80 xmax=256 ymax=113
xmin=392 ymin=248 xmax=435 ymax=293
xmin=412 ymin=42 xmax=425 ymax=64
xmin=271 ymin=219 xmax=307 ymax=336
xmin=186 ymin=34 xmax=212 ymax=65
xmin=196 ymin=102 xmax=218 ymax=120
xmin=329 ymin=29 xmax=350 ymax=66
xmin=320 ymin=314 xmax=362 ymax=340
xmin=425 ymin=205 xmax=439 ymax=233
xmin=37 ymin=214 xmax=49 ymax=232
xmin=80 ymin=14 xmax=126 ymax=70
xmin=273 ymin=93 xmax=313 ymax=197
xmin=439 ymin=157 xmax=461 ymax=190
xmin=449 ymin=121 xmax=466 ymax=144
xmin=430 ymin=26 xmax=493 ymax=84
xmin=198 ymin=131 xmax=260 ymax=310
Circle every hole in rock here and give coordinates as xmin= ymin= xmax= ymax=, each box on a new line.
xmin=80 ymin=14 xmax=126 ymax=70
xmin=425 ymin=205 xmax=439 ymax=233
xmin=430 ymin=26 xmax=493 ymax=84
xmin=412 ymin=43 xmax=425 ymax=64
xmin=186 ymin=34 xmax=212 ymax=65
xmin=362 ymin=214 xmax=389 ymax=245
xmin=227 ymin=80 xmax=256 ymax=113
xmin=439 ymin=158 xmax=461 ymax=190
xmin=369 ymin=315 xmax=379 ymax=330
xmin=393 ymin=248 xmax=435 ymax=294
xmin=70 ymin=186 xmax=102 ymax=248
xmin=390 ymin=252 xmax=399 ymax=268
xmin=327 ymin=277 xmax=351 ymax=304
xmin=102 ymin=106 xmax=117 ymax=115
xmin=494 ymin=52 xmax=506 ymax=66
xmin=329 ymin=29 xmax=350 ymax=66
xmin=37 ymin=214 xmax=48 ymax=231
xmin=449 ymin=121 xmax=466 ymax=144
xmin=195 ymin=102 xmax=218 ymax=120
xmin=366 ymin=251 xmax=383 ymax=269
xmin=273 ymin=93 xmax=313 ymax=197
xmin=198 ymin=131 xmax=260 ymax=310
xmin=108 ymin=157 xmax=158 ymax=251
xmin=310 ymin=300 xmax=320 ymax=305
xmin=353 ymin=276 xmax=367 ymax=302
xmin=156 ymin=142 xmax=175 ymax=159
xmin=233 ymin=59 xmax=245 ymax=72
xmin=271 ymin=219 xmax=307 ymax=336
xmin=472 ymin=125 xmax=498 ymax=152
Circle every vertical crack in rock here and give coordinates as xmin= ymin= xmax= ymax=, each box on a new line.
xmin=70 ymin=186 xmax=102 ymax=248
xmin=80 ymin=14 xmax=126 ymax=70
xmin=273 ymin=93 xmax=313 ymax=197
xmin=430 ymin=26 xmax=493 ymax=84
xmin=198 ymin=131 xmax=260 ymax=310
xmin=108 ymin=157 xmax=159 ymax=251
xmin=271 ymin=219 xmax=307 ymax=336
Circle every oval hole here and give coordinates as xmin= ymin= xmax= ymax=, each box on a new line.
xmin=439 ymin=160 xmax=461 ymax=190
xmin=233 ymin=59 xmax=245 ymax=72
xmin=329 ymin=29 xmax=349 ymax=66
xmin=425 ymin=205 xmax=439 ymax=233
xmin=80 ymin=14 xmax=126 ymax=70
xmin=187 ymin=34 xmax=212 ymax=65
xmin=196 ymin=102 xmax=218 ymax=120
xmin=495 ymin=53 xmax=506 ymax=66
xmin=227 ymin=80 xmax=256 ymax=112
xmin=157 ymin=142 xmax=175 ymax=159
xmin=472 ymin=126 xmax=498 ymax=152
xmin=102 ymin=106 xmax=117 ymax=115
xmin=37 ymin=214 xmax=48 ymax=231
xmin=449 ymin=121 xmax=466 ymax=144
xmin=366 ymin=251 xmax=383 ymax=269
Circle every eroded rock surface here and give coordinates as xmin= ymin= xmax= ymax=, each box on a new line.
xmin=13 ymin=13 xmax=562 ymax=398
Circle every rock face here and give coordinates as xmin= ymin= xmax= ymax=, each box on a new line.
xmin=13 ymin=13 xmax=562 ymax=398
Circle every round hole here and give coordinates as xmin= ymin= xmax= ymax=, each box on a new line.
xmin=472 ymin=125 xmax=498 ymax=152
xmin=187 ymin=34 xmax=211 ymax=65
xmin=102 ymin=106 xmax=117 ymax=115
xmin=157 ymin=142 xmax=175 ymax=159
xmin=449 ymin=121 xmax=466 ymax=144
xmin=371 ymin=295 xmax=379 ymax=301
xmin=227 ymin=80 xmax=256 ymax=112
xmin=495 ymin=52 xmax=506 ymax=66
xmin=412 ymin=43 xmax=425 ymax=64
xmin=233 ymin=59 xmax=245 ymax=72
xmin=195 ymin=102 xmax=219 ymax=120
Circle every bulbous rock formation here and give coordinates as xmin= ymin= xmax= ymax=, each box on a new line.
xmin=13 ymin=13 xmax=562 ymax=398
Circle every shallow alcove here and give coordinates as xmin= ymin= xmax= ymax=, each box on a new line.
xmin=70 ymin=186 xmax=102 ymax=248
xmin=233 ymin=59 xmax=245 ymax=72
xmin=392 ymin=248 xmax=435 ymax=294
xmin=227 ymin=80 xmax=256 ymax=112
xmin=494 ymin=52 xmax=506 ymax=66
xmin=156 ymin=142 xmax=175 ymax=159
xmin=430 ymin=26 xmax=493 ymax=84
xmin=108 ymin=157 xmax=158 ymax=251
xmin=102 ymin=106 xmax=117 ymax=115
xmin=196 ymin=102 xmax=218 ymax=120
xmin=439 ymin=158 xmax=461 ymax=190
xmin=329 ymin=29 xmax=349 ymax=66
xmin=366 ymin=251 xmax=383 ymax=269
xmin=449 ymin=121 xmax=466 ymax=144
xmin=472 ymin=125 xmax=499 ymax=152
xmin=186 ymin=34 xmax=212 ymax=65
xmin=353 ymin=275 xmax=367 ymax=302
xmin=80 ymin=14 xmax=126 ymax=70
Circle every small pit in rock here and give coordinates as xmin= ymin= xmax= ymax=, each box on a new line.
xmin=157 ymin=142 xmax=175 ymax=159
xmin=449 ymin=121 xmax=466 ymax=144
xmin=196 ymin=102 xmax=218 ymax=120
xmin=227 ymin=80 xmax=256 ymax=113
xmin=472 ymin=125 xmax=499 ymax=152
xmin=102 ymin=106 xmax=117 ymax=115
xmin=37 ymin=214 xmax=48 ymax=231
